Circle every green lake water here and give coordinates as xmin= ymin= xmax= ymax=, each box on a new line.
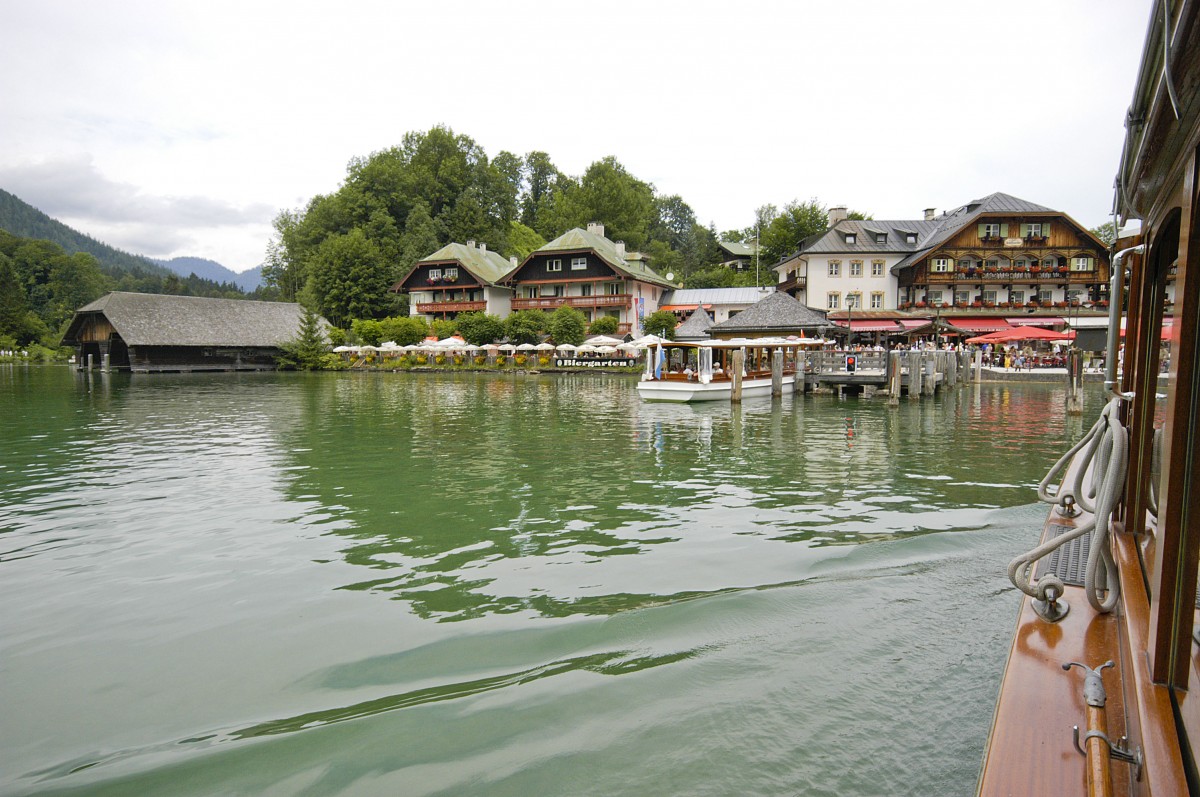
xmin=0 ymin=366 xmax=1096 ymax=796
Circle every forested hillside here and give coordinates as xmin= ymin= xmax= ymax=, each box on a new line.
xmin=266 ymin=125 xmax=851 ymax=327
xmin=0 ymin=188 xmax=175 ymax=279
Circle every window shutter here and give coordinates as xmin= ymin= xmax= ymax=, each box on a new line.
xmin=1000 ymin=223 xmax=1009 ymax=237
xmin=1020 ymin=223 xmax=1030 ymax=237
xmin=1042 ymin=222 xmax=1050 ymax=237
xmin=978 ymin=223 xmax=986 ymax=237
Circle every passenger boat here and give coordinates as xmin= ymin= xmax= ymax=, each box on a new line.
xmin=977 ymin=3 xmax=1200 ymax=795
xmin=634 ymin=337 xmax=822 ymax=402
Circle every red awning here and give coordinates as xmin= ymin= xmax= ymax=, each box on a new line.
xmin=843 ymin=320 xmax=903 ymax=332
xmin=661 ymin=304 xmax=713 ymax=312
xmin=1006 ymin=316 xmax=1065 ymax=327
xmin=947 ymin=317 xmax=1014 ymax=333
xmin=897 ymin=319 xmax=930 ymax=329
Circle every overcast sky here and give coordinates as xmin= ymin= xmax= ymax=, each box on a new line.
xmin=0 ymin=0 xmax=1151 ymax=273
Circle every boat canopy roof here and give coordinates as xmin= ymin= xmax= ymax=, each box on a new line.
xmin=655 ymin=336 xmax=827 ymax=349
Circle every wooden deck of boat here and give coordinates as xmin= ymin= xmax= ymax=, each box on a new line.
xmin=978 ymin=508 xmax=1190 ymax=796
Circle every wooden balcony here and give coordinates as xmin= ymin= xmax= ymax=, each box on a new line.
xmin=777 ymin=275 xmax=806 ymax=294
xmin=511 ymin=294 xmax=632 ymax=311
xmin=924 ymin=269 xmax=1100 ymax=284
xmin=415 ymin=301 xmax=486 ymax=314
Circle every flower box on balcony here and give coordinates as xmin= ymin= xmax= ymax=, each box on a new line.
xmin=955 ymin=301 xmax=968 ymax=308
xmin=1029 ymin=266 xmax=1042 ymax=274
xmin=972 ymin=301 xmax=984 ymax=308
xmin=941 ymin=302 xmax=951 ymax=309
xmin=1026 ymin=300 xmax=1039 ymax=307
xmin=914 ymin=301 xmax=927 ymax=308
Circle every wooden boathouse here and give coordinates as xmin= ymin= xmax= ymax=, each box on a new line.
xmin=62 ymin=292 xmax=316 ymax=373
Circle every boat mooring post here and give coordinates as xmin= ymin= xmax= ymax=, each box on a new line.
xmin=944 ymin=351 xmax=957 ymax=387
xmin=1067 ymin=348 xmax=1084 ymax=415
xmin=731 ymin=349 xmax=745 ymax=403
xmin=887 ymin=351 xmax=901 ymax=406
xmin=101 ymin=353 xmax=110 ymax=372
xmin=771 ymin=349 xmax=783 ymax=397
xmin=906 ymin=351 xmax=922 ymax=398
xmin=86 ymin=353 xmax=93 ymax=371
xmin=923 ymin=354 xmax=937 ymax=396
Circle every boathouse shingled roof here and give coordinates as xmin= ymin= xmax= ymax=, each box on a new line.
xmin=62 ymin=292 xmax=312 ymax=347
xmin=674 ymin=307 xmax=714 ymax=341
xmin=707 ymin=291 xmax=828 ymax=332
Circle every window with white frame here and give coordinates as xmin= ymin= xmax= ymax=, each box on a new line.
xmin=828 ymin=260 xmax=841 ymax=277
xmin=954 ymin=291 xmax=970 ymax=305
xmin=827 ymin=292 xmax=841 ymax=309
xmin=1011 ymin=290 xmax=1025 ymax=304
xmin=444 ymin=267 xmax=458 ymax=280
xmin=606 ymin=283 xmax=622 ymax=295
xmin=983 ymin=290 xmax=998 ymax=303
xmin=1043 ymin=258 xmax=1056 ymax=268
xmin=872 ymin=260 xmax=884 ymax=277
xmin=1037 ymin=289 xmax=1053 ymax=302
xmin=870 ymin=292 xmax=884 ymax=309
xmin=931 ymin=258 xmax=950 ymax=273
xmin=985 ymin=259 xmax=998 ymax=269
xmin=1071 ymin=256 xmax=1094 ymax=272
xmin=1015 ymin=258 xmax=1029 ymax=270
xmin=547 ymin=258 xmax=562 ymax=272
xmin=850 ymin=260 xmax=863 ymax=277
xmin=571 ymin=257 xmax=587 ymax=270
xmin=428 ymin=268 xmax=442 ymax=280
xmin=927 ymin=290 xmax=944 ymax=305
xmin=983 ymin=223 xmax=1001 ymax=237
xmin=1025 ymin=223 xmax=1044 ymax=237
xmin=957 ymin=259 xmax=973 ymax=270
xmin=524 ymin=286 xmax=538 ymax=299
xmin=580 ymin=283 xmax=593 ymax=297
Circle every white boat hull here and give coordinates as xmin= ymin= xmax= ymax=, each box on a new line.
xmin=635 ymin=375 xmax=794 ymax=402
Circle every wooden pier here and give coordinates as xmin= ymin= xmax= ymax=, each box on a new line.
xmin=796 ymin=349 xmax=976 ymax=401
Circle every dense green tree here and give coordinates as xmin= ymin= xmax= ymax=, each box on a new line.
xmin=521 ymin=151 xmax=565 ymax=233
xmin=277 ymin=304 xmax=329 ymax=370
xmin=503 ymin=309 xmax=546 ymax=345
xmin=507 ymin=221 xmax=545 ymax=261
xmin=399 ymin=200 xmax=443 ymax=269
xmin=309 ymin=229 xmax=391 ymax=327
xmin=760 ymin=199 xmax=829 ymax=266
xmin=651 ymin=195 xmax=697 ymax=250
xmin=430 ymin=318 xmax=458 ymax=339
xmin=351 ymin=318 xmax=385 ymax=346
xmin=643 ymin=309 xmax=679 ymax=339
xmin=379 ymin=315 xmax=428 ymax=346
xmin=588 ymin=315 xmax=619 ymax=335
xmin=456 ymin=312 xmax=504 ymax=345
xmin=546 ymin=305 xmax=586 ymax=345
xmin=686 ymin=266 xmax=758 ymax=289
xmin=574 ymin=157 xmax=656 ymax=249
xmin=0 ymin=255 xmax=31 ymax=341
xmin=1091 ymin=221 xmax=1117 ymax=247
xmin=47 ymin=252 xmax=109 ymax=328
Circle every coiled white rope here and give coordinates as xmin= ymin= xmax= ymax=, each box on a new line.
xmin=1009 ymin=398 xmax=1128 ymax=614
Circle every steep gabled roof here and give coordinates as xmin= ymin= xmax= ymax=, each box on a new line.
xmin=398 ymin=241 xmax=513 ymax=287
xmin=718 ymin=240 xmax=758 ymax=258
xmin=674 ymin=307 xmax=714 ymax=340
xmin=62 ymin=292 xmax=311 ymax=347
xmin=889 ymin=192 xmax=1060 ymax=273
xmin=708 ymin=291 xmax=828 ymax=332
xmin=509 ymin=227 xmax=678 ymax=289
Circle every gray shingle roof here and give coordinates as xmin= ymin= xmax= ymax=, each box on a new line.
xmin=708 ymin=291 xmax=829 ymax=332
xmin=64 ymin=292 xmax=315 ymax=347
xmin=674 ymin=307 xmax=714 ymax=340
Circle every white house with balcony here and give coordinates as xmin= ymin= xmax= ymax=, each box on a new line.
xmin=392 ymin=240 xmax=515 ymax=321
xmin=502 ymin=223 xmax=677 ymax=334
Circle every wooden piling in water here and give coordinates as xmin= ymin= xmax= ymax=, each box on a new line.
xmin=731 ymin=350 xmax=744 ymax=403
xmin=1067 ymin=349 xmax=1084 ymax=415
xmin=907 ymin=351 xmax=922 ymax=398
xmin=771 ymin=349 xmax=783 ymax=397
xmin=887 ymin=351 xmax=902 ymax=406
xmin=923 ymin=354 xmax=937 ymax=396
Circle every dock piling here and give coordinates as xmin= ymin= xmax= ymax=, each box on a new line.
xmin=771 ymin=349 xmax=783 ymax=397
xmin=731 ymin=350 xmax=744 ymax=403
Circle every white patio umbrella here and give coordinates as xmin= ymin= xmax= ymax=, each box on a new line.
xmin=498 ymin=343 xmax=517 ymax=352
xmin=616 ymin=342 xmax=640 ymax=352
xmin=435 ymin=336 xmax=467 ymax=348
xmin=360 ymin=345 xmax=378 ymax=353
xmin=332 ymin=345 xmax=353 ymax=352
xmin=556 ymin=344 xmax=577 ymax=352
xmin=576 ymin=344 xmax=598 ymax=353
xmin=516 ymin=343 xmax=537 ymax=351
xmin=584 ymin=335 xmax=624 ymax=346
xmin=535 ymin=342 xmax=555 ymax=351
xmin=630 ymin=334 xmax=663 ymax=347
xmin=596 ymin=345 xmax=619 ymax=354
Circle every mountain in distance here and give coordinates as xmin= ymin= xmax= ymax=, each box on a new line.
xmin=154 ymin=256 xmax=263 ymax=291
xmin=0 ymin=187 xmax=173 ymax=278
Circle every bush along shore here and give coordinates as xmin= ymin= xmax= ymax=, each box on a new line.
xmin=331 ymin=351 xmax=643 ymax=375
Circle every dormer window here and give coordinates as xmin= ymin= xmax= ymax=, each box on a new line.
xmin=547 ymin=258 xmax=562 ymax=272
xmin=906 ymin=233 xmax=917 ymax=244
xmin=875 ymin=232 xmax=887 ymax=243
xmin=845 ymin=233 xmax=857 ymax=244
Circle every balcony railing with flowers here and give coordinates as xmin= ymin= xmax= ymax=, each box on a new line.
xmin=511 ymin=294 xmax=632 ymax=311
xmin=415 ymin=301 xmax=487 ymax=313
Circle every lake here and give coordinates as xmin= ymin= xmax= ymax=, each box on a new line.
xmin=0 ymin=366 xmax=1093 ymax=796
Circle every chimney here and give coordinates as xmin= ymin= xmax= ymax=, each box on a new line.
xmin=827 ymin=206 xmax=848 ymax=227
xmin=923 ymin=208 xmax=936 ymax=221
xmin=509 ymin=256 xmax=518 ymax=268
xmin=466 ymin=239 xmax=476 ymax=248
xmin=479 ymin=242 xmax=487 ymax=252
xmin=615 ymin=240 xmax=626 ymax=260
xmin=586 ymin=221 xmax=605 ymax=238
